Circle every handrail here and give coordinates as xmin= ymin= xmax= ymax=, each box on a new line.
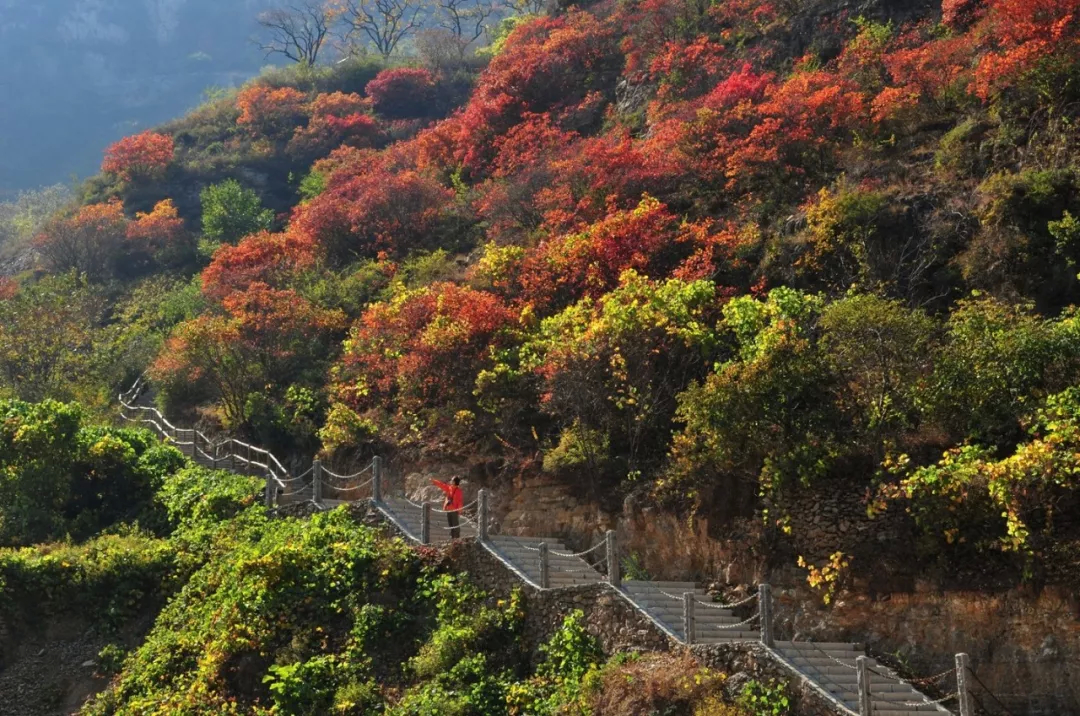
xmin=116 ymin=375 xmax=961 ymax=716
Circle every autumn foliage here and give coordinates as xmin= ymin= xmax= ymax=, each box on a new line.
xmin=102 ymin=131 xmax=175 ymax=181
xmin=365 ymin=68 xmax=438 ymax=119
xmin=23 ymin=0 xmax=1080 ymax=597
xmin=236 ymin=85 xmax=308 ymax=138
xmin=34 ymin=200 xmax=128 ymax=281
xmin=333 ymin=283 xmax=517 ymax=419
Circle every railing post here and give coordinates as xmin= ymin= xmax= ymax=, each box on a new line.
xmin=538 ymin=542 xmax=550 ymax=589
xmin=264 ymin=475 xmax=274 ymax=508
xmin=312 ymin=459 xmax=323 ymax=506
xmin=421 ymin=502 xmax=430 ymax=545
xmin=372 ymin=455 xmax=382 ymax=502
xmin=477 ymin=489 xmax=489 ymax=541
xmin=758 ymin=584 xmax=774 ymax=647
xmin=211 ymin=442 xmax=219 ymax=470
xmin=956 ymin=653 xmax=973 ymax=716
xmin=683 ymin=592 xmax=696 ymax=645
xmin=229 ymin=442 xmax=237 ymax=472
xmin=856 ymin=655 xmax=872 ymax=716
xmin=606 ymin=530 xmax=620 ymax=588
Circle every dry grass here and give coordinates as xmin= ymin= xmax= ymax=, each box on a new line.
xmin=584 ymin=652 xmax=747 ymax=716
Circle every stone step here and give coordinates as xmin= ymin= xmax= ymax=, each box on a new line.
xmin=645 ymin=612 xmax=743 ymax=625
xmin=489 ymin=535 xmax=566 ymax=545
xmin=517 ymin=571 xmax=604 ymax=584
xmin=624 ymin=580 xmax=701 ymax=590
xmin=818 ymin=679 xmax=919 ymax=692
xmin=638 ymin=602 xmax=733 ymax=614
xmin=695 ymin=632 xmax=762 ymax=643
xmin=622 ymin=591 xmax=712 ymax=602
xmin=783 ymin=654 xmax=878 ymax=667
xmin=493 ymin=548 xmax=589 ymax=563
xmin=775 ymin=640 xmax=865 ymax=653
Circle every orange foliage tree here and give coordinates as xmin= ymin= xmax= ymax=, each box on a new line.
xmin=329 ymin=282 xmax=518 ymax=438
xmin=201 ymin=229 xmax=322 ymax=301
xmin=34 ymin=200 xmax=128 ymax=281
xmin=126 ymin=199 xmax=193 ymax=269
xmin=236 ymin=85 xmax=309 ymax=138
xmin=152 ymin=282 xmax=345 ymax=427
xmin=102 ymin=131 xmax=175 ymax=182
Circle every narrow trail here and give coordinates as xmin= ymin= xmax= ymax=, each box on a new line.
xmin=119 ymin=377 xmax=973 ymax=716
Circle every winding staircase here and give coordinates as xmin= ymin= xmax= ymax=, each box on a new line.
xmin=119 ymin=377 xmax=971 ymax=716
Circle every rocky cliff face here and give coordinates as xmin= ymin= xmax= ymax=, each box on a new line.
xmin=0 ymin=0 xmax=275 ymax=196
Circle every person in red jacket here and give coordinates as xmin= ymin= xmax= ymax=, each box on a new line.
xmin=432 ymin=476 xmax=463 ymax=539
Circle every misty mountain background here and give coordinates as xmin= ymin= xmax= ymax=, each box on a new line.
xmin=0 ymin=0 xmax=281 ymax=199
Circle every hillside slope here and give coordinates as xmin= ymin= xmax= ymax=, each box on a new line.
xmin=4 ymin=0 xmax=1080 ymax=708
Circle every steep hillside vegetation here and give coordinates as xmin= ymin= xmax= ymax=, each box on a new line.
xmin=0 ymin=403 xmax=769 ymax=715
xmin=7 ymin=0 xmax=1080 ymax=606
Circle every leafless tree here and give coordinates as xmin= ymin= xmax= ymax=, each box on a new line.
xmin=415 ymin=28 xmax=465 ymax=71
xmin=498 ymin=0 xmax=546 ymax=16
xmin=342 ymin=0 xmax=429 ymax=59
xmin=435 ymin=0 xmax=494 ymax=55
xmin=257 ymin=2 xmax=334 ymax=66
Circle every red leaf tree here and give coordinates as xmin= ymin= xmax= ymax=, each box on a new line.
xmin=365 ymin=68 xmax=438 ymax=119
xmin=331 ymin=283 xmax=518 ymax=419
xmin=236 ymin=85 xmax=309 ymax=139
xmin=102 ymin=132 xmax=174 ymax=181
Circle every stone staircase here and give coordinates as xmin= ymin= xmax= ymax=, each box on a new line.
xmin=370 ymin=495 xmax=955 ymax=716
xmin=620 ymin=580 xmax=761 ymax=644
xmin=377 ymin=495 xmax=478 ymax=544
xmin=117 ymin=377 xmax=967 ymax=716
xmin=485 ymin=535 xmax=605 ymax=588
xmin=773 ymin=642 xmax=952 ymax=715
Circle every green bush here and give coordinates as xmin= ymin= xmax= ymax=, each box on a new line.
xmin=0 ymin=531 xmax=176 ymax=626
xmin=0 ymin=399 xmax=185 ymax=546
xmin=200 ymin=179 xmax=274 ymax=244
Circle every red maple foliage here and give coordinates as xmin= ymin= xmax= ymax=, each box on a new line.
xmin=289 ymin=92 xmax=383 ymax=157
xmin=702 ymin=63 xmax=774 ymax=110
xmin=972 ymin=0 xmax=1080 ymax=100
xmin=519 ymin=196 xmax=697 ymax=311
xmin=649 ymin=36 xmax=729 ymax=102
xmin=291 ymin=155 xmax=456 ymax=262
xmin=102 ymin=131 xmax=174 ymax=181
xmin=0 ymin=278 xmax=17 ymax=301
xmin=335 ymin=282 xmax=517 ymax=413
xmin=366 ymin=68 xmax=438 ymax=119
xmin=202 ymin=229 xmax=322 ymax=301
xmin=236 ymin=84 xmax=308 ymax=138
xmin=453 ymin=10 xmax=620 ymax=175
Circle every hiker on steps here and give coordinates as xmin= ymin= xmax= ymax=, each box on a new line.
xmin=431 ymin=477 xmax=463 ymax=539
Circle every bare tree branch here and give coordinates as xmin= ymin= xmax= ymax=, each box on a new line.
xmin=342 ymin=0 xmax=430 ymax=59
xmin=257 ymin=2 xmax=334 ymax=66
xmin=436 ymin=0 xmax=494 ymax=54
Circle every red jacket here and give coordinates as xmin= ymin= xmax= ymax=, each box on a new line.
xmin=432 ymin=480 xmax=463 ymax=511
